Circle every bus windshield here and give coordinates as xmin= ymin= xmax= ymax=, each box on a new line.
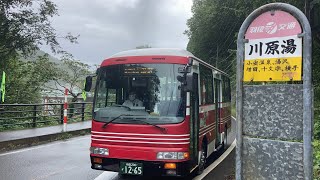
xmin=93 ymin=63 xmax=186 ymax=124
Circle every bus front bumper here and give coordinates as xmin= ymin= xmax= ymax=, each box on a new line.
xmin=90 ymin=156 xmax=190 ymax=177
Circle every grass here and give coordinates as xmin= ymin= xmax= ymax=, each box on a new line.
xmin=231 ymin=107 xmax=236 ymax=117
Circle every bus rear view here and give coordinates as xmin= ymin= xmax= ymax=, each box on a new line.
xmin=86 ymin=48 xmax=232 ymax=177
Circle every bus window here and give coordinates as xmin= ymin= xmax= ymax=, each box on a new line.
xmin=93 ymin=63 xmax=186 ymax=124
xmin=222 ymin=76 xmax=231 ymax=102
xmin=199 ymin=65 xmax=214 ymax=105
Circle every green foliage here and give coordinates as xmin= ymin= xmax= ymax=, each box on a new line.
xmin=0 ymin=0 xmax=78 ymax=59
xmin=313 ymin=13 xmax=320 ymax=180
xmin=46 ymin=55 xmax=92 ymax=101
xmin=186 ymin=0 xmax=304 ymax=74
xmin=3 ymin=54 xmax=60 ymax=104
xmin=314 ymin=140 xmax=320 ymax=179
xmin=0 ymin=0 xmax=79 ymax=104
xmin=315 ymin=99 xmax=320 ymax=179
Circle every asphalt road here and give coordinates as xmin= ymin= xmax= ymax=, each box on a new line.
xmin=0 ymin=136 xmax=101 ymax=180
xmin=0 ymin=118 xmax=235 ymax=180
xmin=202 ymin=117 xmax=236 ymax=180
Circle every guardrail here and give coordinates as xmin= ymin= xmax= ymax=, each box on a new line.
xmin=0 ymin=102 xmax=93 ymax=131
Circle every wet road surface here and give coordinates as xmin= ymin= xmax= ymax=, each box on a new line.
xmin=0 ymin=136 xmax=101 ymax=180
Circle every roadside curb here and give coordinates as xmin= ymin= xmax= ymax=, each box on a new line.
xmin=0 ymin=128 xmax=91 ymax=153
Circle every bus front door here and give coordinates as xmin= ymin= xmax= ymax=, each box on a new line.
xmin=214 ymin=79 xmax=221 ymax=146
xmin=189 ymin=73 xmax=199 ymax=171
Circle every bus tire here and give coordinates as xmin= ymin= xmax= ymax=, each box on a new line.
xmin=197 ymin=140 xmax=207 ymax=175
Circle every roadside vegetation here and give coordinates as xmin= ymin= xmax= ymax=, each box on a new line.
xmin=0 ymin=0 xmax=93 ymax=131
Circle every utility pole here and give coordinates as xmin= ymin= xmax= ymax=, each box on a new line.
xmin=216 ymin=46 xmax=219 ymax=68
xmin=305 ymin=0 xmax=311 ymax=20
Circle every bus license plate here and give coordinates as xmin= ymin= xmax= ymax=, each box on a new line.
xmin=120 ymin=162 xmax=143 ymax=175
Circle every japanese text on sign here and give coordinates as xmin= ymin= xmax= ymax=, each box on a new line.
xmin=249 ymin=21 xmax=297 ymax=34
xmin=248 ymin=39 xmax=297 ymax=56
xmin=244 ymin=35 xmax=302 ymax=81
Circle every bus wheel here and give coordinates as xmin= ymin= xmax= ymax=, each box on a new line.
xmin=197 ymin=141 xmax=207 ymax=175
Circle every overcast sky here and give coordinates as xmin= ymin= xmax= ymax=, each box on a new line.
xmin=43 ymin=0 xmax=193 ymax=65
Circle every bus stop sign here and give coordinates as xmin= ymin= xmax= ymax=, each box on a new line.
xmin=236 ymin=3 xmax=313 ymax=180
xmin=244 ymin=10 xmax=302 ymax=81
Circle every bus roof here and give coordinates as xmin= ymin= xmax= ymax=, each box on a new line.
xmin=105 ymin=48 xmax=229 ymax=77
xmin=109 ymin=48 xmax=195 ymax=58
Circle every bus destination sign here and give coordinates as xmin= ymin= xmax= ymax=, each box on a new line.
xmin=124 ymin=67 xmax=155 ymax=75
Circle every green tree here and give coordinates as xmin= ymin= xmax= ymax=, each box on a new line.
xmin=185 ymin=0 xmax=304 ymax=75
xmin=42 ymin=55 xmax=92 ymax=118
xmin=45 ymin=55 xmax=91 ymax=101
xmin=4 ymin=54 xmax=60 ymax=104
xmin=0 ymin=0 xmax=78 ymax=60
xmin=0 ymin=0 xmax=78 ymax=104
xmin=313 ymin=39 xmax=320 ymax=140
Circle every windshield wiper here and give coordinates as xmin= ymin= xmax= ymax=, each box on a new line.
xmin=102 ymin=115 xmax=167 ymax=133
xmin=112 ymin=104 xmax=131 ymax=109
xmin=102 ymin=114 xmax=131 ymax=128
xmin=130 ymin=119 xmax=167 ymax=133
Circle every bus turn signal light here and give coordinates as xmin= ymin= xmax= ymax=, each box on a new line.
xmin=164 ymin=163 xmax=176 ymax=169
xmin=93 ymin=158 xmax=102 ymax=163
xmin=183 ymin=152 xmax=189 ymax=159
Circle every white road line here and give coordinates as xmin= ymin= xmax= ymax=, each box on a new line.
xmin=94 ymin=172 xmax=118 ymax=180
xmin=0 ymin=136 xmax=89 ymax=156
xmin=193 ymin=139 xmax=236 ymax=180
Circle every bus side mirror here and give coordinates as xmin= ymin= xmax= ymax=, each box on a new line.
xmin=178 ymin=66 xmax=191 ymax=73
xmin=184 ymin=75 xmax=193 ymax=92
xmin=188 ymin=58 xmax=193 ymax=66
xmin=186 ymin=75 xmax=194 ymax=92
xmin=84 ymin=76 xmax=93 ymax=92
xmin=96 ymin=68 xmax=100 ymax=75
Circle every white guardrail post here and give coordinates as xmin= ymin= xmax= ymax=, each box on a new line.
xmin=63 ymin=88 xmax=68 ymax=132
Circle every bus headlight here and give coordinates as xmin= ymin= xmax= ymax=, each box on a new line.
xmin=90 ymin=147 xmax=109 ymax=156
xmin=157 ymin=152 xmax=189 ymax=160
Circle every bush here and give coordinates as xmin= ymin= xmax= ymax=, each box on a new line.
xmin=314 ymin=99 xmax=320 ymax=179
xmin=314 ymin=140 xmax=320 ymax=179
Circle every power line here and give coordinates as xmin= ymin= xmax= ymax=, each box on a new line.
xmin=223 ymin=60 xmax=236 ymax=73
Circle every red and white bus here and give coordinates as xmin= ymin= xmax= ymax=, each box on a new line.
xmin=86 ymin=48 xmax=232 ymax=177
